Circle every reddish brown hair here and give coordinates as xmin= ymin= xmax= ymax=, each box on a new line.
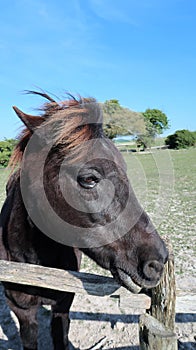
xmin=9 ymin=92 xmax=103 ymax=168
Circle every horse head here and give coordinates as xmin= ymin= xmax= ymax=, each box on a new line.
xmin=12 ymin=93 xmax=168 ymax=293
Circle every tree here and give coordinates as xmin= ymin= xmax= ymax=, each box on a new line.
xmin=165 ymin=130 xmax=196 ymax=149
xmin=0 ymin=139 xmax=16 ymax=167
xmin=136 ymin=109 xmax=170 ymax=150
xmin=102 ymin=99 xmax=146 ymax=139
xmin=103 ymin=99 xmax=121 ymax=116
xmin=142 ymin=109 xmax=169 ymax=136
xmin=103 ymin=123 xmax=128 ymax=140
xmin=135 ymin=134 xmax=154 ymax=151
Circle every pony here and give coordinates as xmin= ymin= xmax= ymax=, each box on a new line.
xmin=0 ymin=92 xmax=168 ymax=350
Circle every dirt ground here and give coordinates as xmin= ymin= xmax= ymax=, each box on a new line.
xmin=0 ymin=272 xmax=195 ymax=350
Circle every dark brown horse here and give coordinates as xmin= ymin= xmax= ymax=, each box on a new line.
xmin=0 ymin=92 xmax=168 ymax=350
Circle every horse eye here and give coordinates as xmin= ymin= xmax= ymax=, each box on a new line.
xmin=77 ymin=175 xmax=99 ymax=189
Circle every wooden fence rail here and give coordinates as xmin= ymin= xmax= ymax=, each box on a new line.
xmin=0 ymin=259 xmax=151 ymax=312
xmin=0 ymin=260 xmax=194 ymax=314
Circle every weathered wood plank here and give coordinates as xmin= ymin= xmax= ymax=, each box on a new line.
xmin=112 ymin=289 xmax=151 ymax=311
xmin=139 ymin=313 xmax=177 ymax=350
xmin=0 ymin=260 xmax=119 ymax=296
xmin=0 ymin=259 xmax=194 ymax=313
xmin=0 ymin=260 xmax=151 ymax=310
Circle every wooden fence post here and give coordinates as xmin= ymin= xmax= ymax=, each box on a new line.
xmin=139 ymin=237 xmax=178 ymax=349
xmin=139 ymin=313 xmax=177 ymax=350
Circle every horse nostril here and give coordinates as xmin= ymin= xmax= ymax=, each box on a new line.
xmin=143 ymin=260 xmax=164 ymax=281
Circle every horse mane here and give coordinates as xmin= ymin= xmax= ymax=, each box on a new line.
xmin=9 ymin=92 xmax=103 ymax=168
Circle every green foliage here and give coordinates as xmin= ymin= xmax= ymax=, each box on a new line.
xmin=102 ymin=102 xmax=170 ymax=148
xmin=0 ymin=139 xmax=16 ymax=167
xmin=135 ymin=109 xmax=170 ymax=150
xmin=165 ymin=130 xmax=196 ymax=149
xmin=142 ymin=109 xmax=169 ymax=136
xmin=102 ymin=99 xmax=146 ymax=139
xmin=103 ymin=123 xmax=128 ymax=140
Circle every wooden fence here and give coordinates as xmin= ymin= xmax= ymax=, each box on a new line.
xmin=115 ymin=143 xmax=169 ymax=153
xmin=0 ymin=241 xmax=195 ymax=349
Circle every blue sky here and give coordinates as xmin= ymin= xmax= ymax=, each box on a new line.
xmin=0 ymin=0 xmax=196 ymax=139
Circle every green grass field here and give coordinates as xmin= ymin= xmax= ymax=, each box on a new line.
xmin=124 ymin=148 xmax=196 ymax=277
xmin=0 ymin=148 xmax=195 ymax=277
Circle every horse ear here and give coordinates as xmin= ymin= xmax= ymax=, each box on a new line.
xmin=13 ymin=106 xmax=45 ymax=132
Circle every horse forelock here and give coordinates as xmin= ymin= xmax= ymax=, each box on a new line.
xmin=9 ymin=93 xmax=103 ymax=168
